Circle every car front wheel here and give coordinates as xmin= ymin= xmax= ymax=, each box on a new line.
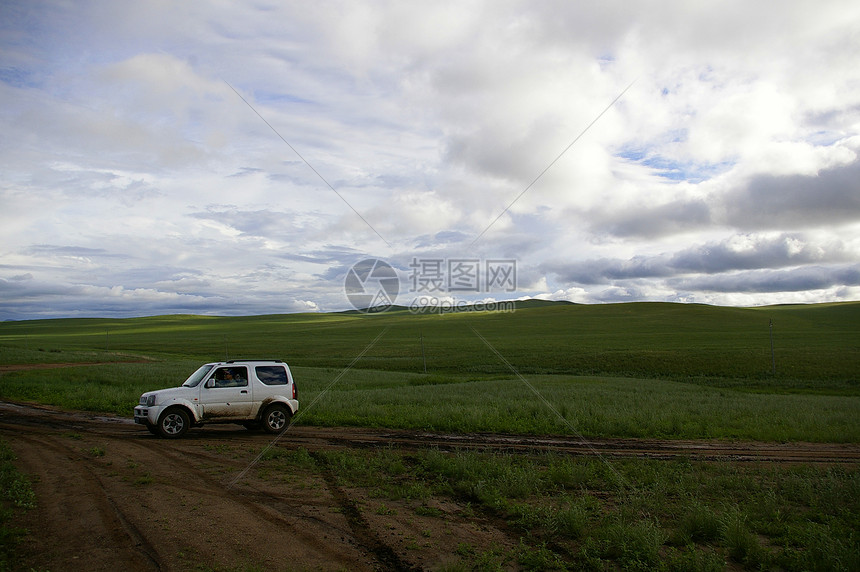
xmin=157 ymin=407 xmax=190 ymax=438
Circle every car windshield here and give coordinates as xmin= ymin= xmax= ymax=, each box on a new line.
xmin=182 ymin=364 xmax=215 ymax=387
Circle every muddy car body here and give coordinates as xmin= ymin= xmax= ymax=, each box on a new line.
xmin=134 ymin=359 xmax=299 ymax=438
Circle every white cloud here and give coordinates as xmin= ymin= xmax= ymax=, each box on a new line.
xmin=1 ymin=0 xmax=859 ymax=318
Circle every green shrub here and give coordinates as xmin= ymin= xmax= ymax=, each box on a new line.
xmin=671 ymin=501 xmax=721 ymax=545
xmin=599 ymin=518 xmax=667 ymax=567
xmin=720 ymin=508 xmax=768 ymax=567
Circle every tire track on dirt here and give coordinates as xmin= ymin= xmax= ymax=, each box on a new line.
xmin=8 ymin=431 xmax=162 ymax=571
xmin=4 ymin=402 xmax=351 ymax=538
xmin=98 ymin=432 xmax=375 ymax=570
xmin=3 ymin=400 xmax=859 ymax=571
xmin=310 ymin=451 xmax=423 ymax=572
xmin=4 ymin=400 xmax=858 ymax=463
xmin=1 ymin=412 xmax=375 ymax=571
xmin=124 ymin=435 xmax=357 ymax=537
xmin=288 ymin=426 xmax=860 ymax=464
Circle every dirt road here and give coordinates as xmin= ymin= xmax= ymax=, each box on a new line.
xmin=2 ymin=400 xmax=858 ymax=571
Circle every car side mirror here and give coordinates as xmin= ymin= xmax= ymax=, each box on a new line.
xmin=205 ymin=379 xmax=214 ymax=388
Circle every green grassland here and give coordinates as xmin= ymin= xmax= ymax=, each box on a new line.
xmin=247 ymin=444 xmax=859 ymax=571
xmin=2 ymin=302 xmax=859 ymax=570
xmin=0 ymin=301 xmax=857 ymax=442
xmin=2 ymin=300 xmax=857 ymax=381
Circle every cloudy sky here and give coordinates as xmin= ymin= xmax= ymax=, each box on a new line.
xmin=2 ymin=0 xmax=859 ymax=319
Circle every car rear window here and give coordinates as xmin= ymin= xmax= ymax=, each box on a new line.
xmin=255 ymin=365 xmax=289 ymax=385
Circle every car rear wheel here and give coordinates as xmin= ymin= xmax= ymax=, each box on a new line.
xmin=157 ymin=407 xmax=190 ymax=438
xmin=262 ymin=404 xmax=291 ymax=434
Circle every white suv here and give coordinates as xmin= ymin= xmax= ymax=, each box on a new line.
xmin=134 ymin=360 xmax=299 ymax=438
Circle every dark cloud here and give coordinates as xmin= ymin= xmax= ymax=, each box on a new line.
xmin=803 ymin=104 xmax=860 ymax=133
xmin=670 ymin=264 xmax=860 ymax=293
xmin=542 ymin=256 xmax=671 ymax=285
xmin=593 ymin=198 xmax=712 ymax=238
xmin=590 ymin=159 xmax=860 ymax=239
xmin=0 ymin=276 xmax=69 ymax=298
xmin=543 ymin=233 xmax=856 ymax=294
xmin=724 ymin=160 xmax=860 ymax=229
xmin=0 ymin=276 xmax=319 ymax=320
xmin=668 ymin=233 xmax=849 ymax=273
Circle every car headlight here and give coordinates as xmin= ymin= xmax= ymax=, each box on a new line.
xmin=145 ymin=394 xmax=156 ymax=407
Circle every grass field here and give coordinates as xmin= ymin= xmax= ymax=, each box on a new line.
xmin=252 ymin=445 xmax=859 ymax=571
xmin=1 ymin=300 xmax=857 ymax=380
xmin=0 ymin=301 xmax=858 ymax=441
xmin=0 ymin=438 xmax=35 ymax=570
xmin=1 ymin=301 xmax=858 ymax=570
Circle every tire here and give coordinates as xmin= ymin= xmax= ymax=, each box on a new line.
xmin=262 ymin=403 xmax=291 ymax=434
xmin=157 ymin=407 xmax=190 ymax=439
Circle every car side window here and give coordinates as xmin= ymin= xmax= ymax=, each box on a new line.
xmin=255 ymin=365 xmax=288 ymax=385
xmin=212 ymin=366 xmax=248 ymax=388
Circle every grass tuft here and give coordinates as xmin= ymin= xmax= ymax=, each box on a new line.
xmin=0 ymin=439 xmax=35 ymax=569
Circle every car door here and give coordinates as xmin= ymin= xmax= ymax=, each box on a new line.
xmin=199 ymin=365 xmax=253 ymax=420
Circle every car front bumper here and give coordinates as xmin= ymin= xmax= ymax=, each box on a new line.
xmin=133 ymin=406 xmax=156 ymax=425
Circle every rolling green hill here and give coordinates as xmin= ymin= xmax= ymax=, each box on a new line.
xmin=1 ymin=301 xmax=858 ymax=440
xmin=1 ymin=301 xmax=857 ymax=384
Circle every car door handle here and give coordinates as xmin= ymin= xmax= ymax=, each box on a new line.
xmin=240 ymin=390 xmax=248 ymax=394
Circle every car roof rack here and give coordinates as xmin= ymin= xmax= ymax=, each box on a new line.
xmin=225 ymin=359 xmax=284 ymax=364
